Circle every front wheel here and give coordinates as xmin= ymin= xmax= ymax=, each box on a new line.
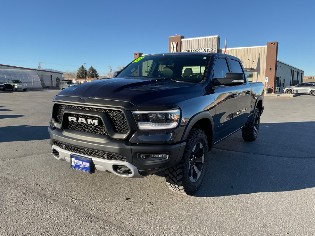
xmin=165 ymin=128 xmax=209 ymax=195
xmin=310 ymin=90 xmax=315 ymax=96
xmin=242 ymin=108 xmax=260 ymax=142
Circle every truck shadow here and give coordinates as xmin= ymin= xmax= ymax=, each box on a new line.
xmin=196 ymin=121 xmax=315 ymax=197
xmin=0 ymin=125 xmax=49 ymax=142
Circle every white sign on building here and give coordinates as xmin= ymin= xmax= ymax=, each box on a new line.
xmin=181 ymin=36 xmax=220 ymax=53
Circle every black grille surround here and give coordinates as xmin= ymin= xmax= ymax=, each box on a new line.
xmin=53 ymin=140 xmax=127 ymax=161
xmin=66 ymin=114 xmax=108 ymax=135
xmin=52 ymin=104 xmax=130 ymax=136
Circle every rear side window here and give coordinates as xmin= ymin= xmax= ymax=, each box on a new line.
xmin=229 ymin=59 xmax=244 ymax=73
xmin=212 ymin=58 xmax=229 ymax=78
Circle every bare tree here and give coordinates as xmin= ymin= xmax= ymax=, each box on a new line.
xmin=63 ymin=71 xmax=76 ymax=79
xmin=104 ymin=66 xmax=125 ymax=78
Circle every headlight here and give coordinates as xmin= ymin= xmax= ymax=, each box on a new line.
xmin=132 ymin=109 xmax=181 ymax=130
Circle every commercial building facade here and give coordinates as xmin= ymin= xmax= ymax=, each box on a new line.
xmin=0 ymin=64 xmax=63 ymax=89
xmin=167 ymin=35 xmax=304 ymax=93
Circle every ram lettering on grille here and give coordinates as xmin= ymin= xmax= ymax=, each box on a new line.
xmin=68 ymin=116 xmax=99 ymax=126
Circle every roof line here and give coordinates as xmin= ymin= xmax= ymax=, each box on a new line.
xmin=182 ymin=35 xmax=219 ymax=41
xmin=223 ymin=45 xmax=267 ymax=50
xmin=277 ymin=60 xmax=304 ymax=72
xmin=0 ymin=63 xmax=63 ymax=74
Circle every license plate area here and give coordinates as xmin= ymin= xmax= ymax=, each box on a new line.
xmin=70 ymin=154 xmax=94 ymax=173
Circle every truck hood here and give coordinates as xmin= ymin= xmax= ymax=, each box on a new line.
xmin=57 ymin=77 xmax=203 ymax=108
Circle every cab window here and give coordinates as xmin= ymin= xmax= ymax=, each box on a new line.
xmin=229 ymin=59 xmax=244 ymax=73
xmin=212 ymin=58 xmax=229 ymax=79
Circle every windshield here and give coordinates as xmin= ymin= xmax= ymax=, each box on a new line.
xmin=117 ymin=54 xmax=210 ymax=83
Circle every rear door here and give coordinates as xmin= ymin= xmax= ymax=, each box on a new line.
xmin=227 ymin=58 xmax=251 ymax=126
xmin=211 ymin=56 xmax=246 ymax=142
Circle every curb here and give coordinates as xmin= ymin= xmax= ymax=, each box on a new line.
xmin=264 ymin=93 xmax=294 ymax=98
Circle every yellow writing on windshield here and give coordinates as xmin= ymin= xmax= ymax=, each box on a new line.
xmin=133 ymin=56 xmax=145 ymax=63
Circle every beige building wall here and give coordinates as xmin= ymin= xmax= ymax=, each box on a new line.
xmin=304 ymin=76 xmax=315 ymax=82
xmin=223 ymin=46 xmax=267 ymax=83
xmin=181 ymin=36 xmax=220 ymax=53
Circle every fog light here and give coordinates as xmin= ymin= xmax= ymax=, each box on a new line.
xmin=139 ymin=153 xmax=169 ymax=161
xmin=49 ymin=120 xmax=56 ymax=129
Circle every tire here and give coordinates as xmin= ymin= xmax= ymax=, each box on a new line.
xmin=310 ymin=90 xmax=315 ymax=96
xmin=242 ymin=108 xmax=260 ymax=142
xmin=165 ymin=128 xmax=209 ymax=195
xmin=286 ymin=89 xmax=292 ymax=94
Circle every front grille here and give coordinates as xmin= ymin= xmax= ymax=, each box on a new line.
xmin=52 ymin=104 xmax=130 ymax=135
xmin=54 ymin=104 xmax=66 ymax=123
xmin=106 ymin=110 xmax=130 ymax=133
xmin=66 ymin=114 xmax=108 ymax=135
xmin=53 ymin=140 xmax=127 ymax=161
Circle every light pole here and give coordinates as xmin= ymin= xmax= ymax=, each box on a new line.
xmin=83 ymin=63 xmax=87 ymax=82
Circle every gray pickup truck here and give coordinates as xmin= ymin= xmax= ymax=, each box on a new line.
xmin=49 ymin=53 xmax=264 ymax=195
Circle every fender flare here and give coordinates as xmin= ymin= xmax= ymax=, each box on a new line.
xmin=181 ymin=111 xmax=214 ymax=143
xmin=254 ymin=96 xmax=264 ymax=114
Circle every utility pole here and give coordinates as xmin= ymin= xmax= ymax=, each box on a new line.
xmin=83 ymin=63 xmax=87 ymax=82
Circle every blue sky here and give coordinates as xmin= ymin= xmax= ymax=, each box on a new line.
xmin=0 ymin=0 xmax=314 ymax=75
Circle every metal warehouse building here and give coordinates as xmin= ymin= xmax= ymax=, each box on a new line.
xmin=0 ymin=64 xmax=63 ymax=89
xmin=135 ymin=35 xmax=304 ymax=93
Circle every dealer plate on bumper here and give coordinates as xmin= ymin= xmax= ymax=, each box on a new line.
xmin=70 ymin=154 xmax=93 ymax=173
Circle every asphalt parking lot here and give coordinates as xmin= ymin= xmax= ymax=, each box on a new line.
xmin=0 ymin=90 xmax=315 ymax=235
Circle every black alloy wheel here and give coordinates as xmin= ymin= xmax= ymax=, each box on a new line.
xmin=188 ymin=142 xmax=205 ymax=183
xmin=242 ymin=108 xmax=260 ymax=142
xmin=165 ymin=128 xmax=209 ymax=195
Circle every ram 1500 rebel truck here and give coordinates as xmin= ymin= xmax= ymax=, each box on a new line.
xmin=48 ymin=53 xmax=264 ymax=195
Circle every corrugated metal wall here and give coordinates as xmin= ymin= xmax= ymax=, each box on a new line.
xmin=0 ymin=67 xmax=42 ymax=88
xmin=224 ymin=46 xmax=267 ymax=83
xmin=0 ymin=65 xmax=63 ymax=88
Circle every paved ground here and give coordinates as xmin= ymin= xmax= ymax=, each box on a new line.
xmin=0 ymin=90 xmax=314 ymax=235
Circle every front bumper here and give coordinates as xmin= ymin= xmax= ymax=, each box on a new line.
xmin=48 ymin=127 xmax=186 ymax=177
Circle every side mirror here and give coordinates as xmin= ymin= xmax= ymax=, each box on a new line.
xmin=213 ymin=73 xmax=245 ymax=86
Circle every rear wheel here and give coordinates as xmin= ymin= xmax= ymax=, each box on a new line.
xmin=286 ymin=89 xmax=292 ymax=94
xmin=242 ymin=108 xmax=260 ymax=142
xmin=310 ymin=90 xmax=315 ymax=96
xmin=165 ymin=128 xmax=209 ymax=195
